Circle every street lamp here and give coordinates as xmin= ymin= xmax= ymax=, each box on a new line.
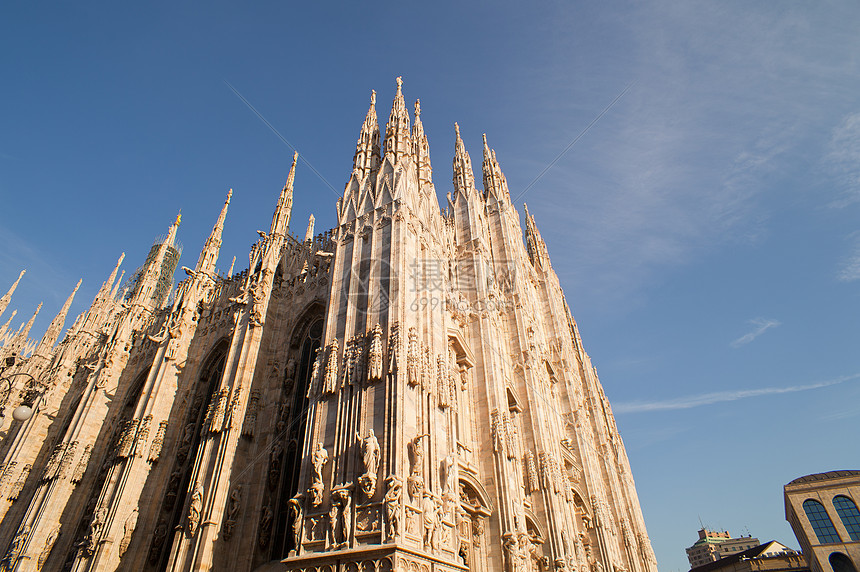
xmin=0 ymin=373 xmax=40 ymax=422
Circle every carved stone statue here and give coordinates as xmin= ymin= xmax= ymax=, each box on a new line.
xmin=259 ymin=505 xmax=273 ymax=548
xmin=310 ymin=443 xmax=328 ymax=506
xmin=288 ymin=496 xmax=303 ymax=552
xmin=441 ymin=453 xmax=455 ymax=494
xmin=223 ymin=485 xmax=242 ymax=541
xmin=187 ymin=485 xmax=204 ymax=536
xmin=323 ymin=340 xmax=339 ymax=395
xmin=149 ymin=519 xmax=168 ymax=565
xmin=367 ymin=323 xmax=383 ymax=382
xmin=384 ymin=475 xmax=402 ymax=541
xmin=409 ymin=433 xmax=427 ymax=476
xmin=37 ymin=525 xmax=60 ymax=570
xmin=119 ymin=508 xmax=138 ymax=558
xmin=422 ymin=493 xmax=440 ymax=549
xmin=357 ymin=428 xmax=380 ymax=477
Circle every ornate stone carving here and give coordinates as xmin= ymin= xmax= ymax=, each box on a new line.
xmin=8 ymin=464 xmax=30 ymax=501
xmin=322 ymin=339 xmax=339 ymax=395
xmin=284 ymin=357 xmax=297 ymax=393
xmin=288 ymin=495 xmax=303 ymax=551
xmin=356 ymin=429 xmax=379 ymax=498
xmin=367 ymin=323 xmax=383 ymax=382
xmin=384 ymin=475 xmax=402 ymax=541
xmin=136 ymin=414 xmax=152 ymax=456
xmin=148 ymin=421 xmax=168 ymax=463
xmin=207 ymin=389 xmax=228 ymax=434
xmin=525 ymin=451 xmax=539 ymax=493
xmin=222 ymin=485 xmax=242 ymax=541
xmin=331 ymin=486 xmax=352 ymax=548
xmin=81 ymin=506 xmax=106 ymax=556
xmin=2 ymin=524 xmax=30 ymax=570
xmin=268 ymin=440 xmax=283 ymax=490
xmin=307 ymin=348 xmax=323 ymax=399
xmin=422 ymin=493 xmax=441 ymax=550
xmin=187 ymin=484 xmax=204 ymax=536
xmin=407 ymin=328 xmax=420 ymax=387
xmin=309 ymin=443 xmax=328 ymax=506
xmin=42 ymin=442 xmax=66 ymax=482
xmin=258 ymin=504 xmax=274 ymax=548
xmin=149 ymin=519 xmax=168 ymax=565
xmin=37 ymin=525 xmax=60 ymax=570
xmin=119 ymin=508 xmax=138 ymax=558
xmin=58 ymin=440 xmax=77 ymax=479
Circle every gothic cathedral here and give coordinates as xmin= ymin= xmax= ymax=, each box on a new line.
xmin=0 ymin=78 xmax=658 ymax=572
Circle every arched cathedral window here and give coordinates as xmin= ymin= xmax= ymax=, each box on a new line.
xmin=270 ymin=313 xmax=324 ymax=559
xmin=803 ymin=498 xmax=842 ymax=544
xmin=150 ymin=341 xmax=227 ymax=570
xmin=833 ymin=495 xmax=860 ymax=541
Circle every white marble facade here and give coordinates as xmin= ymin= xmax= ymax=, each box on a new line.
xmin=0 ymin=78 xmax=658 ymax=572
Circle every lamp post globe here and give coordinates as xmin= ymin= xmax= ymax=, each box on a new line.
xmin=12 ymin=405 xmax=33 ymax=422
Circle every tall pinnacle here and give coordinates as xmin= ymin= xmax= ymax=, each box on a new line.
xmin=9 ymin=302 xmax=42 ymax=354
xmin=304 ymin=214 xmax=316 ymax=242
xmin=270 ymin=152 xmax=297 ymax=238
xmin=384 ymin=77 xmax=412 ymax=162
xmin=412 ymin=99 xmax=433 ymax=191
xmin=0 ymin=269 xmax=26 ymax=320
xmin=452 ymin=123 xmax=475 ymax=194
xmin=196 ymin=189 xmax=231 ymax=275
xmin=130 ymin=214 xmax=181 ymax=309
xmin=353 ymin=90 xmax=381 ymax=179
xmin=482 ymin=133 xmax=510 ymax=203
xmin=35 ymin=279 xmax=81 ymax=356
xmin=523 ymin=203 xmax=550 ymax=271
xmin=0 ymin=310 xmax=17 ymax=340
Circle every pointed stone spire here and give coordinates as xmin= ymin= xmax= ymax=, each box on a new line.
xmin=353 ymin=90 xmax=381 ymax=179
xmin=196 ymin=189 xmax=231 ymax=276
xmin=523 ymin=203 xmax=551 ymax=271
xmin=110 ymin=270 xmax=125 ymax=301
xmin=228 ymin=256 xmax=236 ymax=277
xmin=130 ymin=214 xmax=181 ymax=309
xmin=0 ymin=310 xmax=17 ymax=340
xmin=9 ymin=302 xmax=42 ymax=354
xmin=412 ymin=99 xmax=433 ymax=191
xmin=482 ymin=134 xmax=511 ymax=203
xmin=270 ymin=153 xmax=297 ymax=238
xmin=452 ymin=123 xmax=475 ymax=195
xmin=0 ymin=270 xmax=25 ymax=320
xmin=35 ymin=279 xmax=81 ymax=356
xmin=304 ymin=214 xmax=316 ymax=242
xmin=384 ymin=77 xmax=412 ymax=162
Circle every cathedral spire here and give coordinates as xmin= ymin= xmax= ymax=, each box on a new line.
xmin=384 ymin=77 xmax=412 ymax=163
xmin=353 ymin=90 xmax=381 ymax=179
xmin=0 ymin=269 xmax=25 ymax=320
xmin=523 ymin=203 xmax=551 ymax=271
xmin=270 ymin=152 xmax=297 ymax=238
xmin=452 ymin=122 xmax=475 ymax=195
xmin=8 ymin=302 xmax=42 ymax=354
xmin=130 ymin=214 xmax=181 ymax=309
xmin=482 ymin=134 xmax=511 ymax=203
xmin=412 ymin=99 xmax=434 ymax=192
xmin=196 ymin=189 xmax=231 ymax=276
xmin=0 ymin=310 xmax=17 ymax=340
xmin=304 ymin=214 xmax=316 ymax=242
xmin=34 ymin=279 xmax=81 ymax=356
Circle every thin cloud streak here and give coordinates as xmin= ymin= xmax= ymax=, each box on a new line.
xmin=730 ymin=317 xmax=781 ymax=348
xmin=614 ymin=373 xmax=860 ymax=414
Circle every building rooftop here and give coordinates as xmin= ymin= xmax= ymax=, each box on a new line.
xmin=786 ymin=470 xmax=860 ymax=486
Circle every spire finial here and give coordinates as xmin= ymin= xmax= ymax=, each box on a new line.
xmin=455 ymin=122 xmax=461 ymax=138
xmin=175 ymin=210 xmax=181 ymax=226
xmin=396 ymin=76 xmax=403 ymax=90
xmin=414 ymin=99 xmax=421 ymax=118
xmin=371 ymin=90 xmax=376 ymax=106
xmin=227 ymin=188 xmax=233 ymax=202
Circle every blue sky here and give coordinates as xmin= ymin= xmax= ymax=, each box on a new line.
xmin=2 ymin=2 xmax=859 ymax=570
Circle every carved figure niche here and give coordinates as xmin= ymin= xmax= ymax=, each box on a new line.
xmin=458 ymin=479 xmax=492 ymax=572
xmin=149 ymin=341 xmax=227 ymax=571
xmin=269 ymin=313 xmax=324 ymax=560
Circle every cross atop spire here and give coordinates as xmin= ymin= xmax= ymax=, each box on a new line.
xmin=384 ymin=77 xmax=412 ymax=162
xmin=353 ymin=90 xmax=381 ymax=179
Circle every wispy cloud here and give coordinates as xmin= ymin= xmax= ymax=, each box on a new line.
xmin=614 ymin=373 xmax=860 ymax=414
xmin=824 ymin=111 xmax=860 ymax=208
xmin=730 ymin=317 xmax=781 ymax=348
xmin=837 ymin=233 xmax=860 ymax=282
